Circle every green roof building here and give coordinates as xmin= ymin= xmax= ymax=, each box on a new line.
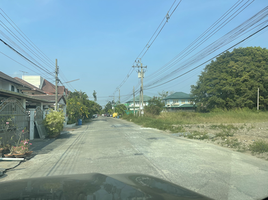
xmin=125 ymin=95 xmax=152 ymax=112
xmin=163 ymin=92 xmax=195 ymax=111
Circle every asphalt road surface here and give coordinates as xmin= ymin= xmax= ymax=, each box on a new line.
xmin=1 ymin=117 xmax=268 ymax=200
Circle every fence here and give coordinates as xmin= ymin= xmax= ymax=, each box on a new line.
xmin=0 ymin=97 xmax=29 ymax=147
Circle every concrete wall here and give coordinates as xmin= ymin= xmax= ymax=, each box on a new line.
xmin=22 ymin=75 xmax=44 ymax=89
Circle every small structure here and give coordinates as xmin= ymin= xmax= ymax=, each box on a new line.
xmin=163 ymin=92 xmax=195 ymax=112
xmin=125 ymin=95 xmax=152 ymax=114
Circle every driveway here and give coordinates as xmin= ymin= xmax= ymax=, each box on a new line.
xmin=0 ymin=117 xmax=267 ymax=200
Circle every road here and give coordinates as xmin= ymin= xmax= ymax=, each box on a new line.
xmin=1 ymin=117 xmax=268 ymax=200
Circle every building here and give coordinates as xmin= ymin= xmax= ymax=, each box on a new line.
xmin=22 ymin=75 xmax=70 ymax=96
xmin=125 ymin=95 xmax=152 ymax=114
xmin=163 ymin=92 xmax=195 ymax=112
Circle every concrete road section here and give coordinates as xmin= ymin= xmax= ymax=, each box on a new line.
xmin=0 ymin=117 xmax=267 ymax=200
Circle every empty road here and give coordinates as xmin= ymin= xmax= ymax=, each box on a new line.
xmin=1 ymin=117 xmax=268 ymax=200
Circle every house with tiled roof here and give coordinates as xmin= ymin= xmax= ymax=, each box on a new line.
xmin=0 ymin=72 xmax=50 ymax=109
xmin=21 ymin=75 xmax=69 ymax=125
xmin=14 ymin=77 xmax=46 ymax=95
xmin=163 ymin=92 xmax=195 ymax=111
xmin=22 ymin=75 xmax=70 ymax=96
xmin=125 ymin=95 xmax=152 ymax=114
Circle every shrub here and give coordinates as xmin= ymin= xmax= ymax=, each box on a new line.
xmin=144 ymin=97 xmax=164 ymax=115
xmin=44 ymin=109 xmax=65 ymax=137
xmin=249 ymin=140 xmax=268 ymax=153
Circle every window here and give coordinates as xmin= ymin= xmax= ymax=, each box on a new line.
xmin=181 ymin=100 xmax=185 ymax=104
xmin=17 ymin=89 xmax=19 ymax=93
xmin=173 ymin=99 xmax=178 ymax=103
xmin=11 ymin=85 xmax=14 ymax=91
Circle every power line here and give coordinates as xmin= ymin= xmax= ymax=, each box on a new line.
xmin=0 ymin=51 xmax=54 ymax=82
xmin=146 ymin=0 xmax=253 ymax=80
xmin=111 ymin=0 xmax=183 ymax=96
xmin=0 ymin=8 xmax=55 ymax=68
xmin=144 ymin=4 xmax=266 ymax=89
xmin=0 ymin=38 xmax=55 ymax=77
xmin=144 ymin=23 xmax=268 ymax=90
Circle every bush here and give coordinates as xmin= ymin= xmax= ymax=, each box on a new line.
xmin=144 ymin=97 xmax=164 ymax=115
xmin=44 ymin=109 xmax=65 ymax=137
xmin=249 ymin=140 xmax=268 ymax=153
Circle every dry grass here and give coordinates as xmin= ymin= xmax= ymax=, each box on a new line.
xmin=157 ymin=109 xmax=268 ymax=124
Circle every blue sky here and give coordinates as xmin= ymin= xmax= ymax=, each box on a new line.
xmin=0 ymin=0 xmax=267 ymax=107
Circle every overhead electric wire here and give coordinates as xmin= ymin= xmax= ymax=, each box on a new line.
xmin=0 ymin=38 xmax=55 ymax=78
xmin=144 ymin=23 xmax=268 ymax=90
xmin=0 ymin=9 xmax=76 ymax=91
xmin=146 ymin=0 xmax=253 ymax=81
xmin=0 ymin=8 xmax=55 ymax=67
xmin=111 ymin=0 xmax=182 ymax=97
xmin=0 ymin=28 xmax=55 ymax=78
xmin=144 ymin=5 xmax=267 ymax=89
xmin=0 ymin=20 xmax=55 ymax=72
xmin=0 ymin=51 xmax=54 ymax=82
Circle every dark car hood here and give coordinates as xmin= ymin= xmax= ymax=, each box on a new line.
xmin=0 ymin=173 xmax=212 ymax=200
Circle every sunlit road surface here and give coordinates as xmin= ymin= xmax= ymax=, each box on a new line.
xmin=1 ymin=117 xmax=268 ymax=200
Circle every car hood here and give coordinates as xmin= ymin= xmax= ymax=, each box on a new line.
xmin=0 ymin=173 xmax=212 ymax=200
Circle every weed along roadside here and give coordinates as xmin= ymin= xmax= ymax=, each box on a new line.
xmin=122 ymin=110 xmax=268 ymax=161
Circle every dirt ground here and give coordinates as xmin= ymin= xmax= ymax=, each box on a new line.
xmin=180 ymin=122 xmax=268 ymax=161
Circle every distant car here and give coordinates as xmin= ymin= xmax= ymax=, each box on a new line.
xmin=106 ymin=114 xmax=110 ymax=117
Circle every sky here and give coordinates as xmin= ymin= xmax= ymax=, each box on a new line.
xmin=0 ymin=0 xmax=267 ymax=107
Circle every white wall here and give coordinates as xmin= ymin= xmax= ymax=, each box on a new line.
xmin=22 ymin=75 xmax=44 ymax=89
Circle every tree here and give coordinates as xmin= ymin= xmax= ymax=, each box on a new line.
xmin=93 ymin=90 xmax=97 ymax=101
xmin=144 ymin=97 xmax=165 ymax=115
xmin=67 ymin=90 xmax=101 ymax=123
xmin=158 ymin=90 xmax=174 ymax=99
xmin=115 ymin=104 xmax=127 ymax=116
xmin=191 ymin=47 xmax=268 ymax=111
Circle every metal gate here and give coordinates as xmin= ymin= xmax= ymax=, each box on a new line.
xmin=0 ymin=97 xmax=29 ymax=146
xmin=34 ymin=106 xmax=48 ymax=139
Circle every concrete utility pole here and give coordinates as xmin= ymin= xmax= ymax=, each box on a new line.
xmin=55 ymin=59 xmax=59 ymax=111
xmin=133 ymin=86 xmax=135 ymax=116
xmin=257 ymin=87 xmax=259 ymax=111
xmin=141 ymin=66 xmax=144 ymax=116
xmin=133 ymin=60 xmax=147 ymax=117
xmin=119 ymin=89 xmax=120 ymax=103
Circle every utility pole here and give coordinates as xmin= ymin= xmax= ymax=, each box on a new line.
xmin=119 ymin=89 xmax=120 ymax=103
xmin=133 ymin=86 xmax=135 ymax=116
xmin=257 ymin=87 xmax=259 ymax=111
xmin=55 ymin=59 xmax=59 ymax=111
xmin=133 ymin=59 xmax=147 ymax=117
xmin=141 ymin=66 xmax=144 ymax=116
xmin=113 ymin=96 xmax=115 ymax=113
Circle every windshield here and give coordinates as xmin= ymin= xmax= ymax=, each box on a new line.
xmin=0 ymin=1 xmax=267 ymax=200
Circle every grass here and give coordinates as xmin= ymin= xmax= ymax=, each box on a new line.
xmin=249 ymin=140 xmax=268 ymax=153
xmin=185 ymin=131 xmax=209 ymax=140
xmin=123 ymin=109 xmax=268 ymax=131
xmin=157 ymin=109 xmax=268 ymax=124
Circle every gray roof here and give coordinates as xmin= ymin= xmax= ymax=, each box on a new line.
xmin=126 ymin=95 xmax=152 ymax=103
xmin=163 ymin=92 xmax=193 ymax=100
xmin=0 ymin=71 xmax=31 ymax=89
xmin=29 ymin=95 xmax=66 ymax=104
xmin=0 ymin=89 xmax=51 ymax=103
xmin=14 ymin=77 xmax=45 ymax=94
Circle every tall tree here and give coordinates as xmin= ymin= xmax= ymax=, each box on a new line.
xmin=93 ymin=90 xmax=97 ymax=101
xmin=158 ymin=90 xmax=174 ymax=99
xmin=191 ymin=47 xmax=268 ymax=111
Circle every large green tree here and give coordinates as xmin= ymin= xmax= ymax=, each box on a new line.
xmin=67 ymin=90 xmax=102 ymax=123
xmin=191 ymin=47 xmax=268 ymax=111
xmin=144 ymin=97 xmax=165 ymax=115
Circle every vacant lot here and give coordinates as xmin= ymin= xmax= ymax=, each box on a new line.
xmin=122 ymin=110 xmax=268 ymax=160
